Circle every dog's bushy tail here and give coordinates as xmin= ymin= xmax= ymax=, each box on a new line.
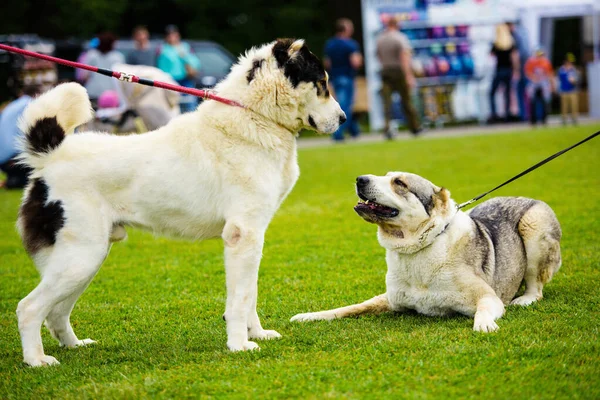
xmin=18 ymin=82 xmax=93 ymax=170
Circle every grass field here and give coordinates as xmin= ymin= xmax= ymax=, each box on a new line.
xmin=1 ymin=125 xmax=599 ymax=399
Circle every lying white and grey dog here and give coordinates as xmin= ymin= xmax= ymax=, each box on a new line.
xmin=16 ymin=39 xmax=345 ymax=366
xmin=292 ymin=172 xmax=562 ymax=332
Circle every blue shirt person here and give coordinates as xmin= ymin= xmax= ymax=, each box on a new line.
xmin=558 ymin=53 xmax=580 ymax=125
xmin=324 ymin=19 xmax=363 ymax=142
xmin=0 ymin=95 xmax=32 ymax=164
xmin=0 ymin=91 xmax=35 ymax=188
xmin=157 ymin=25 xmax=201 ymax=113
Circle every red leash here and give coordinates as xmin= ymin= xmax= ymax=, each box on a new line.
xmin=0 ymin=43 xmax=245 ymax=108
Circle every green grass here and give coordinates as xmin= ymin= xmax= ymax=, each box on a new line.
xmin=1 ymin=125 xmax=599 ymax=399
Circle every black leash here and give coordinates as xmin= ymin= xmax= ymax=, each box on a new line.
xmin=456 ymin=130 xmax=600 ymax=210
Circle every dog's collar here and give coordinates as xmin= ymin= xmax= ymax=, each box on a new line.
xmin=435 ymin=223 xmax=451 ymax=239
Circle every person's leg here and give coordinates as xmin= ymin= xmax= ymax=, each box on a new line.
xmin=331 ymin=76 xmax=352 ymax=141
xmin=528 ymin=85 xmax=537 ymax=125
xmin=380 ymin=71 xmax=394 ymax=134
xmin=489 ymin=73 xmax=501 ymax=120
xmin=539 ymin=88 xmax=548 ymax=125
xmin=396 ymin=71 xmax=420 ymax=133
xmin=571 ymin=92 xmax=579 ymax=124
xmin=517 ymin=76 xmax=527 ymax=121
xmin=560 ymin=93 xmax=568 ymax=124
xmin=347 ymin=78 xmax=360 ymax=138
xmin=501 ymin=71 xmax=512 ymax=121
xmin=1 ymin=156 xmax=30 ymax=189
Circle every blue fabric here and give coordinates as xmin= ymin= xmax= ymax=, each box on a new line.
xmin=157 ymin=42 xmax=201 ymax=82
xmin=331 ymin=75 xmax=359 ymax=141
xmin=530 ymin=87 xmax=548 ymax=124
xmin=0 ymin=96 xmax=31 ymax=164
xmin=516 ymin=76 xmax=528 ymax=121
xmin=176 ymin=78 xmax=198 ymax=113
xmin=324 ymin=38 xmax=360 ymax=79
xmin=489 ymin=67 xmax=513 ymax=119
xmin=558 ymin=66 xmax=577 ymax=93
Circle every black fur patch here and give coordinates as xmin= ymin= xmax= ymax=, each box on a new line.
xmin=25 ymin=117 xmax=65 ymax=155
xmin=247 ymin=59 xmax=264 ymax=83
xmin=19 ymin=178 xmax=65 ymax=254
xmin=272 ymin=38 xmax=326 ymax=88
xmin=308 ymin=115 xmax=317 ymax=129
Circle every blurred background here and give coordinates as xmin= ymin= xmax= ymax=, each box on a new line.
xmin=1 ymin=0 xmax=599 ymax=135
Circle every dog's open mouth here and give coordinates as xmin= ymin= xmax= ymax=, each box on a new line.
xmin=354 ymin=199 xmax=399 ymax=218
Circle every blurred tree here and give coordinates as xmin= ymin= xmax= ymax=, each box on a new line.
xmin=2 ymin=0 xmax=336 ymax=56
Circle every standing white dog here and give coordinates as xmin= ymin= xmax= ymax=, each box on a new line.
xmin=16 ymin=39 xmax=344 ymax=366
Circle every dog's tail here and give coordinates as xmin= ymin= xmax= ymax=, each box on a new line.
xmin=17 ymin=82 xmax=93 ymax=170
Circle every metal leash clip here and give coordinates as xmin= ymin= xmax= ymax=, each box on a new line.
xmin=202 ymin=89 xmax=216 ymax=100
xmin=118 ymin=72 xmax=134 ymax=83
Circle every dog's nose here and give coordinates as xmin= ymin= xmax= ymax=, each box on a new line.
xmin=339 ymin=113 xmax=347 ymax=125
xmin=356 ymin=176 xmax=370 ymax=187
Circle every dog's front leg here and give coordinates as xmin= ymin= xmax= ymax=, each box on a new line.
xmin=222 ymin=221 xmax=270 ymax=351
xmin=247 ymin=286 xmax=282 ymax=341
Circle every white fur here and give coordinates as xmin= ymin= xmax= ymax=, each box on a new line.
xmin=16 ymin=40 xmax=343 ymax=366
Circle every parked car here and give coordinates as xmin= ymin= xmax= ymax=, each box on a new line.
xmin=111 ymin=39 xmax=235 ymax=89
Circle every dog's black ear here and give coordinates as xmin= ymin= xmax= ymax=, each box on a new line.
xmin=272 ymin=38 xmax=304 ymax=67
xmin=273 ymin=38 xmax=324 ymax=88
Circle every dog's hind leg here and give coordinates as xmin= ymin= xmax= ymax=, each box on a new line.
xmin=512 ymin=202 xmax=562 ymax=307
xmin=17 ymin=241 xmax=109 ymax=367
xmin=290 ymin=294 xmax=391 ymax=322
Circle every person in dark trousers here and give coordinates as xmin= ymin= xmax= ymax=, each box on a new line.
xmin=0 ymin=85 xmax=40 ymax=189
xmin=127 ymin=25 xmax=156 ymax=66
xmin=525 ymin=48 xmax=554 ymax=126
xmin=376 ymin=16 xmax=421 ymax=138
xmin=489 ymin=23 xmax=520 ymax=123
xmin=508 ymin=21 xmax=530 ymax=121
xmin=324 ymin=18 xmax=363 ymax=142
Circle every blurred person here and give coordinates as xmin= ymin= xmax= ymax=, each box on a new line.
xmin=0 ymin=85 xmax=41 ymax=189
xmin=157 ymin=25 xmax=201 ymax=113
xmin=75 ymin=37 xmax=99 ymax=84
xmin=83 ymin=32 xmax=125 ymax=103
xmin=558 ymin=53 xmax=580 ymax=125
xmin=525 ymin=48 xmax=555 ymax=126
xmin=376 ymin=16 xmax=421 ymax=138
xmin=127 ymin=25 xmax=156 ymax=66
xmin=508 ymin=21 xmax=530 ymax=121
xmin=489 ymin=24 xmax=519 ymax=123
xmin=324 ymin=18 xmax=362 ymax=142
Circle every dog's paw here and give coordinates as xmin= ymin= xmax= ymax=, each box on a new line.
xmin=248 ymin=329 xmax=281 ymax=341
xmin=510 ymin=295 xmax=539 ymax=307
xmin=290 ymin=311 xmax=334 ymax=322
xmin=75 ymin=338 xmax=97 ymax=347
xmin=61 ymin=338 xmax=97 ymax=348
xmin=473 ymin=312 xmax=499 ymax=333
xmin=24 ymin=355 xmax=60 ymax=367
xmin=227 ymin=340 xmax=260 ymax=352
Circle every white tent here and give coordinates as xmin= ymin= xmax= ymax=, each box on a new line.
xmin=512 ymin=0 xmax=600 ymax=61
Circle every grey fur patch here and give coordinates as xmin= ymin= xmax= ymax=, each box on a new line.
xmin=468 ymin=197 xmax=539 ymax=302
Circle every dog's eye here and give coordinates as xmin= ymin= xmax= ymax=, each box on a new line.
xmin=394 ymin=178 xmax=406 ymax=187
